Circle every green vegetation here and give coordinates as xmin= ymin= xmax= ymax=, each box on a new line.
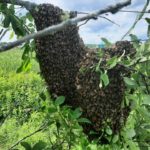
xmin=0 ymin=48 xmax=39 ymax=74
xmin=0 ymin=49 xmax=89 ymax=150
xmin=0 ymin=41 xmax=150 ymax=150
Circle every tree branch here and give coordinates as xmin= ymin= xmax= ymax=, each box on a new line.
xmin=0 ymin=0 xmax=37 ymax=11
xmin=120 ymin=9 xmax=150 ymax=14
xmin=0 ymin=0 xmax=131 ymax=52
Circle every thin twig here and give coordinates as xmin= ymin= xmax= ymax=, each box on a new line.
xmin=120 ymin=9 xmax=150 ymax=14
xmin=99 ymin=16 xmax=120 ymax=27
xmin=77 ymin=11 xmax=120 ymax=26
xmin=78 ymin=19 xmax=90 ymax=28
xmin=77 ymin=10 xmax=150 ymax=15
xmin=0 ymin=0 xmax=131 ymax=52
xmin=0 ymin=29 xmax=9 ymax=41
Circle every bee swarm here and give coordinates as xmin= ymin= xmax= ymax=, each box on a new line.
xmin=76 ymin=42 xmax=135 ymax=138
xmin=31 ymin=4 xmax=85 ymax=106
xmin=31 ymin=4 xmax=135 ymax=140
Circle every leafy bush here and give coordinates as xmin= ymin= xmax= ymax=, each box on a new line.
xmin=0 ymin=72 xmax=45 ymax=124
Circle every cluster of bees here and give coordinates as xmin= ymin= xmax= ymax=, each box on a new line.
xmin=31 ymin=4 xmax=135 ymax=140
xmin=31 ymin=4 xmax=85 ymax=106
xmin=104 ymin=41 xmax=136 ymax=58
xmin=76 ymin=42 xmax=134 ymax=138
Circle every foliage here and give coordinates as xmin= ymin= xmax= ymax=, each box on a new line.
xmin=0 ymin=72 xmax=45 ymax=124
xmin=0 ymin=40 xmax=150 ymax=149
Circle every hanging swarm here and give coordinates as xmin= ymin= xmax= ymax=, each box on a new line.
xmin=30 ymin=3 xmax=135 ymax=140
xmin=76 ymin=41 xmax=135 ymax=139
xmin=31 ymin=4 xmax=86 ymax=105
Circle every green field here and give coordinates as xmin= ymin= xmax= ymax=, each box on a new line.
xmin=0 ymin=48 xmax=40 ymax=75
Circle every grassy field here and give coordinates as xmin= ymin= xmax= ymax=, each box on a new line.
xmin=0 ymin=48 xmax=40 ymax=74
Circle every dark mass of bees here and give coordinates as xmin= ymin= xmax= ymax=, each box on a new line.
xmin=31 ymin=4 xmax=86 ymax=106
xmin=31 ymin=4 xmax=135 ymax=140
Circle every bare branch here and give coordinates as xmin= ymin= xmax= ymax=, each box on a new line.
xmin=77 ymin=19 xmax=90 ymax=28
xmin=0 ymin=0 xmax=37 ymax=11
xmin=99 ymin=16 xmax=120 ymax=27
xmin=120 ymin=9 xmax=150 ymax=14
xmin=77 ymin=9 xmax=150 ymax=15
xmin=0 ymin=0 xmax=131 ymax=52
xmin=77 ymin=12 xmax=120 ymax=27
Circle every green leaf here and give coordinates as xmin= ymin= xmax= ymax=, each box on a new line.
xmin=78 ymin=118 xmax=92 ymax=124
xmin=32 ymin=141 xmax=46 ymax=150
xmin=145 ymin=17 xmax=150 ymax=24
xmin=100 ymin=72 xmax=109 ymax=87
xmin=20 ymin=142 xmax=32 ymax=150
xmin=26 ymin=12 xmax=33 ymax=22
xmin=138 ymin=107 xmax=150 ymax=121
xmin=124 ymin=77 xmax=137 ymax=87
xmin=112 ymin=135 xmax=119 ymax=143
xmin=11 ymin=15 xmax=26 ymax=36
xmin=105 ymin=127 xmax=112 ymax=135
xmin=48 ymin=107 xmax=57 ymax=114
xmin=142 ymin=95 xmax=150 ymax=105
xmin=3 ymin=15 xmax=11 ymax=28
xmin=107 ymin=56 xmax=118 ymax=69
xmin=9 ymin=5 xmax=15 ymax=14
xmin=125 ymin=129 xmax=136 ymax=138
xmin=101 ymin=37 xmax=112 ymax=47
xmin=129 ymin=34 xmax=140 ymax=48
xmin=55 ymin=96 xmax=65 ymax=106
xmin=16 ymin=57 xmax=32 ymax=73
xmin=71 ymin=108 xmax=82 ymax=119
xmin=22 ymin=44 xmax=31 ymax=60
xmin=0 ymin=3 xmax=7 ymax=11
xmin=128 ymin=141 xmax=138 ymax=150
xmin=9 ymin=31 xmax=14 ymax=39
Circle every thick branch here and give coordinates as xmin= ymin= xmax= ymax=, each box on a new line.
xmin=0 ymin=0 xmax=131 ymax=52
xmin=0 ymin=0 xmax=37 ymax=11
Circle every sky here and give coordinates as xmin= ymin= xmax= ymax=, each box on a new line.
xmin=2 ymin=0 xmax=150 ymax=44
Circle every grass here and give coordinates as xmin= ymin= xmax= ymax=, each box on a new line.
xmin=0 ymin=48 xmax=40 ymax=74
